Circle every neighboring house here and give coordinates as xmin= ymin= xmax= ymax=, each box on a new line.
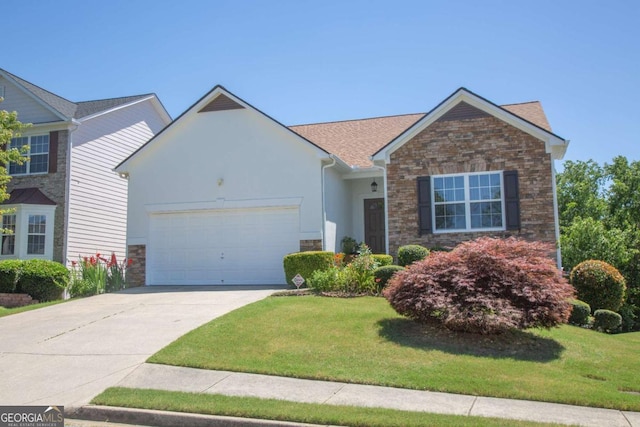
xmin=116 ymin=86 xmax=568 ymax=286
xmin=0 ymin=68 xmax=171 ymax=264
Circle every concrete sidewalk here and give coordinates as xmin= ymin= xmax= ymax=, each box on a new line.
xmin=70 ymin=362 xmax=640 ymax=427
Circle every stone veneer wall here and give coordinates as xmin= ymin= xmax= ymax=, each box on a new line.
xmin=126 ymin=244 xmax=146 ymax=286
xmin=386 ymin=116 xmax=556 ymax=257
xmin=7 ymin=130 xmax=69 ymax=263
xmin=300 ymin=239 xmax=323 ymax=252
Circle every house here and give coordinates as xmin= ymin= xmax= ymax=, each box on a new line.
xmin=0 ymin=69 xmax=171 ymax=264
xmin=116 ymin=86 xmax=568 ymax=286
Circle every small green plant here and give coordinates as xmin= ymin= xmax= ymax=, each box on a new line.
xmin=373 ymin=265 xmax=404 ymax=292
xmin=341 ymin=236 xmax=358 ymax=254
xmin=308 ymin=244 xmax=380 ymax=295
xmin=283 ymin=251 xmax=334 ymax=287
xmin=593 ymin=309 xmax=622 ymax=334
xmin=397 ymin=245 xmax=430 ymax=267
xmin=570 ymin=260 xmax=626 ymax=312
xmin=68 ymin=253 xmax=133 ymax=297
xmin=568 ymin=299 xmax=591 ymax=326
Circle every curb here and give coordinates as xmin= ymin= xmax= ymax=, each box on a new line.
xmin=66 ymin=405 xmax=338 ymax=427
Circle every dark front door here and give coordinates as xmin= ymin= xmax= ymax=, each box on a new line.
xmin=364 ymin=198 xmax=386 ymax=254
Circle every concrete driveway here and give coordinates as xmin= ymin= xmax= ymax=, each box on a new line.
xmin=0 ymin=286 xmax=276 ymax=408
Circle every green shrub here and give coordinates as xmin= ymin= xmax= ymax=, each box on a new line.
xmin=372 ymin=254 xmax=393 ymax=267
xmin=283 ymin=251 xmax=334 ymax=287
xmin=568 ymin=299 xmax=591 ymax=326
xmin=341 ymin=236 xmax=358 ymax=254
xmin=0 ymin=260 xmax=23 ymax=293
xmin=570 ymin=260 xmax=626 ymax=312
xmin=68 ymin=278 xmax=100 ymax=298
xmin=397 ymin=245 xmax=430 ymax=267
xmin=18 ymin=260 xmax=69 ymax=302
xmin=593 ymin=309 xmax=622 ymax=333
xmin=618 ymin=303 xmax=638 ymax=333
xmin=308 ymin=244 xmax=379 ymax=295
xmin=373 ymin=265 xmax=404 ymax=292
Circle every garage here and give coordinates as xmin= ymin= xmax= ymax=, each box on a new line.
xmin=147 ymin=207 xmax=300 ymax=285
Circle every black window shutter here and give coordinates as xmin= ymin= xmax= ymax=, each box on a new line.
xmin=504 ymin=170 xmax=520 ymax=230
xmin=417 ymin=176 xmax=432 ymax=235
xmin=48 ymin=131 xmax=58 ymax=173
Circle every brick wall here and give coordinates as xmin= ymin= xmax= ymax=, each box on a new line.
xmin=386 ymin=115 xmax=556 ymax=256
xmin=300 ymin=239 xmax=323 ymax=252
xmin=126 ymin=244 xmax=146 ymax=286
xmin=7 ymin=130 xmax=69 ymax=263
xmin=0 ymin=293 xmax=38 ymax=308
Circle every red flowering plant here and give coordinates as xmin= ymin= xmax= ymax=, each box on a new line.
xmin=68 ymin=252 xmax=133 ymax=297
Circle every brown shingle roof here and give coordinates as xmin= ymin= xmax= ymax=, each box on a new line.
xmin=289 ymin=101 xmax=552 ymax=168
xmin=2 ymin=188 xmax=56 ymax=205
xmin=502 ymin=101 xmax=552 ymax=132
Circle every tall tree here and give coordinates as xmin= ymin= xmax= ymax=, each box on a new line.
xmin=556 ymin=160 xmax=607 ymax=229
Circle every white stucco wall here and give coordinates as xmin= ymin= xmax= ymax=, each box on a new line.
xmin=123 ymin=105 xmax=326 ymax=246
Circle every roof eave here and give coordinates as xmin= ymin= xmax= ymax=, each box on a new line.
xmin=372 ymin=88 xmax=569 ymax=164
xmin=0 ymin=69 xmax=72 ymax=122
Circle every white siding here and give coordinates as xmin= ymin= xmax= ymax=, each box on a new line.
xmin=0 ymin=76 xmax=62 ymax=124
xmin=124 ymin=104 xmax=325 ymax=250
xmin=66 ymin=99 xmax=167 ymax=262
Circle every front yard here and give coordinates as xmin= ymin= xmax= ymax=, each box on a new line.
xmin=143 ymin=295 xmax=640 ymax=411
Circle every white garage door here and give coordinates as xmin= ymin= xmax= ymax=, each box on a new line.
xmin=147 ymin=207 xmax=300 ymax=285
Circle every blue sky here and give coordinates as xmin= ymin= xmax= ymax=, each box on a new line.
xmin=2 ymin=0 xmax=638 ymax=169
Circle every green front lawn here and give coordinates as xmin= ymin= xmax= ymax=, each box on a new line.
xmin=150 ymin=295 xmax=640 ymax=411
xmin=0 ymin=300 xmax=64 ymax=318
xmin=93 ymin=388 xmax=564 ymax=427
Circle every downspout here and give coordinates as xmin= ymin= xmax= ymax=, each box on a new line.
xmin=370 ymin=163 xmax=389 ymax=255
xmin=321 ymin=155 xmax=337 ymax=251
xmin=63 ymin=119 xmax=80 ymax=266
xmin=551 ymin=159 xmax=563 ymax=270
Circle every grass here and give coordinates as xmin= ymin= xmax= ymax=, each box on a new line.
xmin=92 ymin=387 xmax=565 ymax=427
xmin=0 ymin=300 xmax=65 ymax=318
xmin=150 ymin=295 xmax=640 ymax=411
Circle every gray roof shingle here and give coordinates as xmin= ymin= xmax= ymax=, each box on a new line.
xmin=0 ymin=68 xmax=153 ymax=121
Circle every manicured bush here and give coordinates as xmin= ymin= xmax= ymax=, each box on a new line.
xmin=18 ymin=259 xmax=69 ymax=302
xmin=373 ymin=265 xmax=404 ymax=292
xmin=593 ymin=309 xmax=622 ymax=333
xmin=397 ymin=245 xmax=430 ymax=267
xmin=0 ymin=260 xmax=23 ymax=293
xmin=568 ymin=299 xmax=591 ymax=326
xmin=372 ymin=254 xmax=393 ymax=267
xmin=283 ymin=251 xmax=334 ymax=287
xmin=570 ymin=260 xmax=626 ymax=312
xmin=618 ymin=303 xmax=638 ymax=333
xmin=384 ymin=237 xmax=575 ymax=335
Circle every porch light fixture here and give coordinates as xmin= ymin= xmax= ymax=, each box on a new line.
xmin=371 ymin=179 xmax=378 ymax=192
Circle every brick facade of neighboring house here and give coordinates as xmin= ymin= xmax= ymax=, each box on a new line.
xmin=386 ymin=115 xmax=555 ymax=257
xmin=6 ymin=130 xmax=69 ymax=262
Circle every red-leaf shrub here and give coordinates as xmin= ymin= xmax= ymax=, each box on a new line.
xmin=383 ymin=237 xmax=575 ymax=334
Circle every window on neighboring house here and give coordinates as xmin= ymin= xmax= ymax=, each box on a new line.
xmin=27 ymin=214 xmax=46 ymax=255
xmin=9 ymin=134 xmax=50 ymax=175
xmin=418 ymin=171 xmax=520 ymax=234
xmin=1 ymin=214 xmax=16 ymax=255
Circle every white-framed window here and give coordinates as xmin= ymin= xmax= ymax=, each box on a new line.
xmin=27 ymin=214 xmax=46 ymax=255
xmin=432 ymin=171 xmax=505 ymax=232
xmin=0 ymin=205 xmax=55 ymax=260
xmin=9 ymin=134 xmax=50 ymax=175
xmin=1 ymin=214 xmax=16 ymax=255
